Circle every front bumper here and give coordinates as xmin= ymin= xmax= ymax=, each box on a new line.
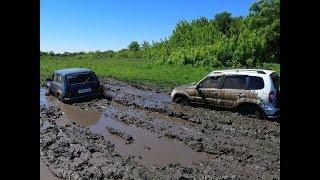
xmin=262 ymin=103 xmax=280 ymax=119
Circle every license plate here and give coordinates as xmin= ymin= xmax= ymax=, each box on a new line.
xmin=78 ymin=88 xmax=91 ymax=93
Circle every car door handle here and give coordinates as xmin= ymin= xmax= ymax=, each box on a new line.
xmin=237 ymin=92 xmax=245 ymax=98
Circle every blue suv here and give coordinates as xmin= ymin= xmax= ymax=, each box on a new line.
xmin=46 ymin=68 xmax=104 ymax=103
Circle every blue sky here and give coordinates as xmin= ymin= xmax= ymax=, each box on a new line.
xmin=41 ymin=0 xmax=255 ymax=53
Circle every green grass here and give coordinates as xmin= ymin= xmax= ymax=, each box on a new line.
xmin=40 ymin=56 xmax=280 ymax=90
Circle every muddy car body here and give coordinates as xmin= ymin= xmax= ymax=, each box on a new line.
xmin=171 ymin=69 xmax=280 ymax=119
xmin=46 ymin=68 xmax=104 ymax=103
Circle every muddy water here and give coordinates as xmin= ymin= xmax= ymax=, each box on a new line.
xmin=92 ymin=106 xmax=208 ymax=166
xmin=40 ymin=88 xmax=59 ymax=107
xmin=61 ymin=105 xmax=101 ymax=126
xmin=40 ymin=87 xmax=209 ymax=167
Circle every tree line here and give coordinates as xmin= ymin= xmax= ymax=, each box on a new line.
xmin=41 ymin=0 xmax=279 ymax=68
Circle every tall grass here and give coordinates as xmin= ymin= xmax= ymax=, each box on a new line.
xmin=40 ymin=56 xmax=279 ymax=90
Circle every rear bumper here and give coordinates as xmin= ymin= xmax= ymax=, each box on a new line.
xmin=262 ymin=103 xmax=280 ymax=119
xmin=64 ymin=92 xmax=102 ymax=102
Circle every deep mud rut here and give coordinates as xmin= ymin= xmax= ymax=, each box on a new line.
xmin=40 ymin=78 xmax=280 ymax=180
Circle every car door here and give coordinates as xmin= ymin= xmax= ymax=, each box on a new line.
xmin=219 ymin=75 xmax=248 ymax=108
xmin=194 ymin=75 xmax=224 ymax=106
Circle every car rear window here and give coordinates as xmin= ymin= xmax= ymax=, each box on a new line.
xmin=270 ymin=73 xmax=280 ymax=90
xmin=67 ymin=73 xmax=95 ymax=85
xmin=248 ymin=76 xmax=264 ymax=90
xmin=223 ymin=75 xmax=247 ymax=90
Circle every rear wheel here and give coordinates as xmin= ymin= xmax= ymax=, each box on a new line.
xmin=174 ymin=95 xmax=189 ymax=106
xmin=238 ymin=104 xmax=264 ymax=119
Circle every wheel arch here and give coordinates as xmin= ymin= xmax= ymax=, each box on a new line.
xmin=236 ymin=101 xmax=266 ymax=118
xmin=172 ymin=92 xmax=190 ymax=102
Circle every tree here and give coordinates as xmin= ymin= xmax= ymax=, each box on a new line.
xmin=128 ymin=41 xmax=140 ymax=51
xmin=141 ymin=41 xmax=150 ymax=50
xmin=213 ymin=12 xmax=233 ymax=37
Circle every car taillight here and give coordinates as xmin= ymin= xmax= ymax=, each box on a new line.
xmin=269 ymin=91 xmax=275 ymax=103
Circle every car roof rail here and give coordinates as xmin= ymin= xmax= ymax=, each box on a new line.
xmin=234 ymin=69 xmax=266 ymax=74
xmin=256 ymin=70 xmax=266 ymax=74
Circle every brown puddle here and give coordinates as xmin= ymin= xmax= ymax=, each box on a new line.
xmin=40 ymin=87 xmax=209 ymax=167
xmin=91 ymin=106 xmax=208 ymax=167
xmin=61 ymin=105 xmax=101 ymax=126
xmin=40 ymin=88 xmax=60 ymax=107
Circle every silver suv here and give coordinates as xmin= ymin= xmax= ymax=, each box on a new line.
xmin=171 ymin=69 xmax=280 ymax=119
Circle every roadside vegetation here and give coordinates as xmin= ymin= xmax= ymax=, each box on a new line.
xmin=40 ymin=56 xmax=279 ymax=90
xmin=40 ymin=0 xmax=279 ymax=89
xmin=41 ymin=57 xmax=217 ymax=89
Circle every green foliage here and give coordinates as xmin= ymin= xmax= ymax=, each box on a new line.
xmin=128 ymin=41 xmax=140 ymax=51
xmin=141 ymin=41 xmax=150 ymax=50
xmin=213 ymin=12 xmax=234 ymax=37
xmin=40 ymin=56 xmax=279 ymax=89
xmin=40 ymin=56 xmax=214 ymax=90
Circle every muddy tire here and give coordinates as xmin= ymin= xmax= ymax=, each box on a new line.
xmin=238 ymin=104 xmax=265 ymax=119
xmin=174 ymin=95 xmax=189 ymax=106
xmin=45 ymin=89 xmax=52 ymax=96
xmin=57 ymin=93 xmax=66 ymax=103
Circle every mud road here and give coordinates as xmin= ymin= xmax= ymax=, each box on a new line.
xmin=40 ymin=78 xmax=280 ymax=180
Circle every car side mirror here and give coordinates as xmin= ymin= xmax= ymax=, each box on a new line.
xmin=196 ymin=85 xmax=200 ymax=90
xmin=45 ymin=78 xmax=52 ymax=88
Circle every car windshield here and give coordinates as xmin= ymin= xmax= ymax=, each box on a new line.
xmin=67 ymin=73 xmax=95 ymax=85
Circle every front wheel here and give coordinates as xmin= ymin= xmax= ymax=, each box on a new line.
xmin=174 ymin=95 xmax=189 ymax=106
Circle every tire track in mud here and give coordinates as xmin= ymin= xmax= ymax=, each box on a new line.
xmin=40 ymin=106 xmax=162 ymax=180
xmin=40 ymin=105 xmax=278 ymax=180
xmin=73 ymin=78 xmax=280 ymax=178
xmin=40 ymin=78 xmax=280 ymax=179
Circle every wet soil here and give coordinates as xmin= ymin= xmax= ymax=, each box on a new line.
xmin=40 ymin=78 xmax=280 ymax=179
xmin=41 ymin=159 xmax=60 ymax=180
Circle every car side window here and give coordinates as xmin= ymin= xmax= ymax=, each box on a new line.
xmin=222 ymin=75 xmax=247 ymax=90
xmin=199 ymin=76 xmax=222 ymax=88
xmin=248 ymin=76 xmax=264 ymax=90
xmin=52 ymin=74 xmax=62 ymax=84
xmin=52 ymin=74 xmax=58 ymax=82
xmin=57 ymin=75 xmax=62 ymax=84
